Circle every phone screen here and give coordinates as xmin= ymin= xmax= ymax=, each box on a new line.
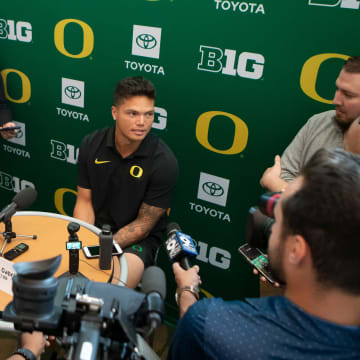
xmin=85 ymin=245 xmax=121 ymax=257
xmin=238 ymin=243 xmax=277 ymax=284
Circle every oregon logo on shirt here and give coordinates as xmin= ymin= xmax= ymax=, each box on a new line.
xmin=130 ymin=165 xmax=143 ymax=178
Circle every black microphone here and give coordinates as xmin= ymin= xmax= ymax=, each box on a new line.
xmin=99 ymin=225 xmax=112 ymax=270
xmin=141 ymin=266 xmax=166 ymax=331
xmin=0 ymin=187 xmax=37 ymax=222
xmin=165 ymin=223 xmax=198 ymax=270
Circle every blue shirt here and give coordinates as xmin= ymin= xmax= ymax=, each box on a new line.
xmin=168 ymin=296 xmax=360 ymax=360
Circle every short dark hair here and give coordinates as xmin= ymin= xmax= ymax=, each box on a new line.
xmin=113 ymin=76 xmax=156 ymax=106
xmin=282 ymin=148 xmax=360 ymax=294
xmin=343 ymin=56 xmax=360 ymax=73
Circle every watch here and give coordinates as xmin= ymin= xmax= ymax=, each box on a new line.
xmin=11 ymin=348 xmax=36 ymax=360
xmin=175 ymin=285 xmax=199 ymax=305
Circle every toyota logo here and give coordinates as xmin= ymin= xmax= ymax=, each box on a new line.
xmin=136 ymin=33 xmax=157 ymax=49
xmin=64 ymin=86 xmax=81 ymax=99
xmin=202 ymin=182 xmax=224 ymax=197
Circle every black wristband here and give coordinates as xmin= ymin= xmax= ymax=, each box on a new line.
xmin=12 ymin=348 xmax=37 ymax=360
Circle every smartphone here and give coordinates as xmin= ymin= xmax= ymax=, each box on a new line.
xmin=0 ymin=126 xmax=21 ymax=132
xmin=238 ymin=243 xmax=277 ymax=285
xmin=4 ymin=242 xmax=29 ymax=260
xmin=83 ymin=243 xmax=122 ymax=258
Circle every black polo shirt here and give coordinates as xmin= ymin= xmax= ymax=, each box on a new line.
xmin=77 ymin=126 xmax=178 ymax=234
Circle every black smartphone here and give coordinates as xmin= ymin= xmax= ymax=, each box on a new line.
xmin=238 ymin=243 xmax=277 ymax=285
xmin=4 ymin=242 xmax=29 ymax=260
xmin=0 ymin=126 xmax=21 ymax=132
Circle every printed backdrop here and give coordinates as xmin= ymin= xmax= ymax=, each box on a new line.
xmin=0 ymin=0 xmax=358 ymax=321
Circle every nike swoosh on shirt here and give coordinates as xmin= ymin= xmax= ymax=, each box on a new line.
xmin=94 ymin=158 xmax=111 ymax=165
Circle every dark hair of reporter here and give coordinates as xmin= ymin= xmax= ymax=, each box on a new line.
xmin=281 ymin=148 xmax=360 ymax=294
xmin=113 ymin=76 xmax=156 ymax=105
xmin=343 ymin=56 xmax=360 ymax=73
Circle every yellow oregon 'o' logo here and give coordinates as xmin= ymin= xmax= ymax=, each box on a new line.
xmin=130 ymin=165 xmax=143 ymax=178
xmin=300 ymin=53 xmax=349 ymax=104
xmin=54 ymin=19 xmax=94 ymax=58
xmin=196 ymin=111 xmax=248 ymax=155
xmin=54 ymin=188 xmax=77 ymax=216
xmin=1 ymin=69 xmax=31 ymax=103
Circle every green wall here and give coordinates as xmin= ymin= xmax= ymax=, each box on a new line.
xmin=0 ymin=0 xmax=358 ymax=321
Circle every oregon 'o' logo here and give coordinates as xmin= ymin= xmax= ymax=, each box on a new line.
xmin=136 ymin=34 xmax=157 ymax=49
xmin=1 ymin=69 xmax=31 ymax=103
xmin=65 ymin=85 xmax=81 ymax=99
xmin=300 ymin=53 xmax=349 ymax=104
xmin=54 ymin=19 xmax=94 ymax=58
xmin=130 ymin=165 xmax=143 ymax=178
xmin=196 ymin=111 xmax=248 ymax=155
xmin=202 ymin=182 xmax=224 ymax=197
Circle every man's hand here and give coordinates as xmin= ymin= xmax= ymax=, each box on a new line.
xmin=0 ymin=122 xmax=17 ymax=140
xmin=20 ymin=332 xmax=54 ymax=359
xmin=173 ymin=262 xmax=201 ymax=289
xmin=173 ymin=262 xmax=201 ymax=318
xmin=260 ymin=155 xmax=288 ymax=192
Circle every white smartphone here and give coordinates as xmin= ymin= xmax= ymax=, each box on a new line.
xmin=82 ymin=243 xmax=123 ymax=258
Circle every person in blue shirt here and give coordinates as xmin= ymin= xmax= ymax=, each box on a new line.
xmin=169 ymin=148 xmax=360 ymax=360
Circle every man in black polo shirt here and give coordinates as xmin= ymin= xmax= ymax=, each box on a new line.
xmin=73 ymin=76 xmax=178 ymax=288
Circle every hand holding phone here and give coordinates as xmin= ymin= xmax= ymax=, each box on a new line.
xmin=0 ymin=126 xmax=21 ymax=132
xmin=238 ymin=243 xmax=281 ymax=286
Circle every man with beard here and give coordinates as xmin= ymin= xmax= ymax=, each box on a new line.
xmin=168 ymin=148 xmax=360 ymax=360
xmin=261 ymin=56 xmax=360 ymax=192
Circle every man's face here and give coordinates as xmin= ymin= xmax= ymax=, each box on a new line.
xmin=333 ymin=69 xmax=360 ymax=130
xmin=268 ymin=178 xmax=303 ymax=284
xmin=112 ymin=95 xmax=155 ymax=145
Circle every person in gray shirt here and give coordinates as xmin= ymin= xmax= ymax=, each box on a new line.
xmin=261 ymin=56 xmax=360 ymax=192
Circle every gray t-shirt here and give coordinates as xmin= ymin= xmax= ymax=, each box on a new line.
xmin=280 ymin=110 xmax=344 ymax=182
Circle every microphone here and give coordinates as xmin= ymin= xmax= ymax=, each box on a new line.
xmin=99 ymin=225 xmax=112 ymax=270
xmin=141 ymin=266 xmax=166 ymax=331
xmin=0 ymin=187 xmax=37 ymax=222
xmin=165 ymin=223 xmax=198 ymax=270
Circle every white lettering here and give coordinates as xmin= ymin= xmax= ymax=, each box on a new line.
xmin=2 ymin=144 xmax=30 ymax=158
xmin=214 ymin=0 xmax=265 ymax=14
xmin=56 ymin=107 xmax=90 ymax=122
xmin=189 ymin=202 xmax=231 ymax=222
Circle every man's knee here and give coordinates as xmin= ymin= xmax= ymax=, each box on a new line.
xmin=122 ymin=253 xmax=145 ymax=289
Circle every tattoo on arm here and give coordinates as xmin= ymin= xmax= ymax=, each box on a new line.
xmin=114 ymin=203 xmax=166 ymax=248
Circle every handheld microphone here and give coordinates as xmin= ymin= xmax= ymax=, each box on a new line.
xmin=0 ymin=187 xmax=37 ymax=222
xmin=165 ymin=223 xmax=198 ymax=270
xmin=141 ymin=266 xmax=166 ymax=331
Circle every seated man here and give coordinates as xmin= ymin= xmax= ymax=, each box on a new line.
xmin=74 ymin=76 xmax=178 ymax=288
xmin=261 ymin=56 xmax=360 ymax=192
xmin=169 ymin=148 xmax=360 ymax=359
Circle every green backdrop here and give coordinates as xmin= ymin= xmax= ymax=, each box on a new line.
xmin=0 ymin=0 xmax=358 ymax=321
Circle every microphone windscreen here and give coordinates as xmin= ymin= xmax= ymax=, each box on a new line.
xmin=12 ymin=187 xmax=38 ymax=210
xmin=166 ymin=222 xmax=181 ymax=235
xmin=141 ymin=266 xmax=166 ymax=299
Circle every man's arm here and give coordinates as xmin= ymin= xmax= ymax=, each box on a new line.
xmin=73 ymin=186 xmax=95 ymax=225
xmin=172 ymin=262 xmax=201 ymax=318
xmin=260 ymin=155 xmax=288 ymax=192
xmin=113 ymin=202 xmax=166 ymax=248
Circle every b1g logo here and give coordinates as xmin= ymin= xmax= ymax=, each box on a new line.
xmin=197 ymin=172 xmax=230 ymax=207
xmin=152 ymin=106 xmax=167 ymax=130
xmin=62 ymin=78 xmax=85 ymax=108
xmin=198 ymin=45 xmax=265 ymax=80
xmin=132 ymin=25 xmax=162 ymax=59
xmin=0 ymin=172 xmax=35 ymax=193
xmin=0 ymin=19 xmax=32 ymax=42
xmin=50 ymin=139 xmax=79 ymax=164
xmin=300 ymin=53 xmax=349 ymax=104
xmin=308 ymin=0 xmax=360 ymax=9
